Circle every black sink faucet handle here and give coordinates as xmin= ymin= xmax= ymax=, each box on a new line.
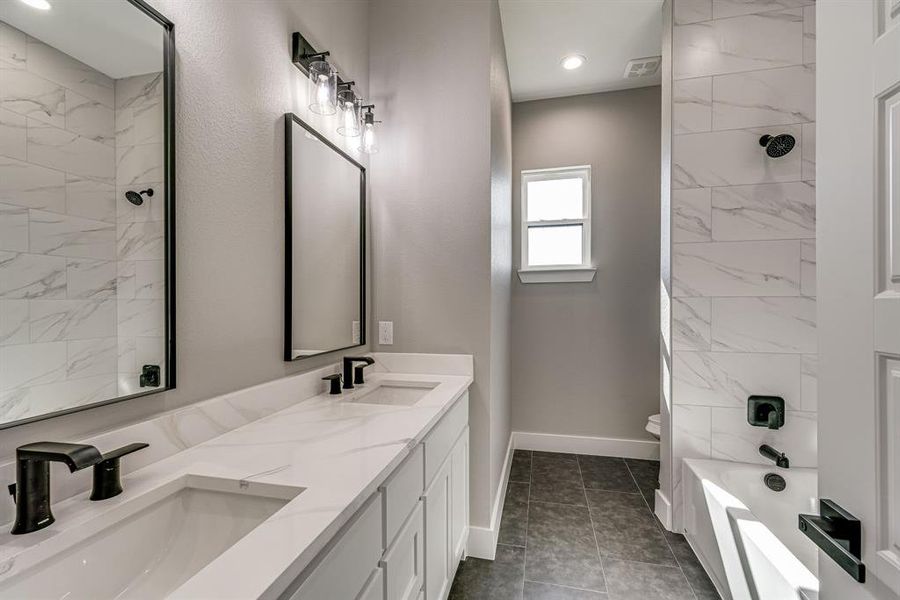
xmin=90 ymin=443 xmax=149 ymax=501
xmin=342 ymin=356 xmax=375 ymax=389
xmin=322 ymin=373 xmax=343 ymax=395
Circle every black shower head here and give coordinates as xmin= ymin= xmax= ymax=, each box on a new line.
xmin=759 ymin=134 xmax=796 ymax=158
xmin=124 ymin=188 xmax=154 ymax=206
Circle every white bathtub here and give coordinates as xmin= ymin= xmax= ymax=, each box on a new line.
xmin=682 ymin=458 xmax=820 ymax=600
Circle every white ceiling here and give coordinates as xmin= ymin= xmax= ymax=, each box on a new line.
xmin=499 ymin=0 xmax=664 ymax=103
xmin=0 ymin=0 xmax=163 ymax=79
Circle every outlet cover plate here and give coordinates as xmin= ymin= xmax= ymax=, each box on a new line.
xmin=378 ymin=321 xmax=393 ymax=345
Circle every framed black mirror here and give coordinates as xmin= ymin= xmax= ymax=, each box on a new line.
xmin=0 ymin=0 xmax=175 ymax=429
xmin=284 ymin=113 xmax=366 ymax=361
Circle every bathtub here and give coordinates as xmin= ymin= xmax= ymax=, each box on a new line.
xmin=682 ymin=458 xmax=820 ymax=600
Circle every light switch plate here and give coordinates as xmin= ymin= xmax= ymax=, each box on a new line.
xmin=378 ymin=321 xmax=393 ymax=345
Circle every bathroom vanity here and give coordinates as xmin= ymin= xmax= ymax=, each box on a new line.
xmin=0 ymin=354 xmax=472 ymax=600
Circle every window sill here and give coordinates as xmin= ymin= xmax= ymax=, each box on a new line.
xmin=517 ymin=267 xmax=596 ymax=284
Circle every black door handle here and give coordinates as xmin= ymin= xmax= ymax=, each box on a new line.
xmin=799 ymin=499 xmax=865 ymax=583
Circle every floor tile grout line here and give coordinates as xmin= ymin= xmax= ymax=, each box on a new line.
xmin=523 ymin=579 xmax=609 ymax=596
xmin=576 ymin=454 xmax=610 ymax=596
xmin=520 ymin=451 xmax=532 ymax=600
xmin=527 ymin=499 xmax=588 ymax=508
xmin=624 ymin=459 xmax=701 ymax=600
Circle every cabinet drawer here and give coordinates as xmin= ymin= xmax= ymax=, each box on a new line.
xmin=423 ymin=393 xmax=468 ymax=486
xmin=381 ymin=444 xmax=424 ymax=547
xmin=289 ymin=493 xmax=383 ymax=600
xmin=381 ymin=500 xmax=424 ymax=600
xmin=357 ymin=568 xmax=385 ymax=600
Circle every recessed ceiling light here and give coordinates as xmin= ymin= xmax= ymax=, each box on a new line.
xmin=560 ymin=54 xmax=586 ymax=71
xmin=19 ymin=0 xmax=51 ymax=9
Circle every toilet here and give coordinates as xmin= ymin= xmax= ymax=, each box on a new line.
xmin=646 ymin=413 xmax=661 ymax=439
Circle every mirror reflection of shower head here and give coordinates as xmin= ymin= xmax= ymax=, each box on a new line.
xmin=759 ymin=133 xmax=796 ymax=158
xmin=125 ymin=188 xmax=154 ymax=206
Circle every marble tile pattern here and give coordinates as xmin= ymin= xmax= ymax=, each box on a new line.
xmin=451 ymin=452 xmax=718 ymax=599
xmin=114 ymin=73 xmax=164 ymax=397
xmin=669 ymin=0 xmax=817 ymax=531
xmin=0 ymin=20 xmax=164 ymax=420
xmin=0 ymin=354 xmax=475 ymax=600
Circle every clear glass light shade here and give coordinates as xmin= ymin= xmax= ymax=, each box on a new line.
xmin=336 ymin=91 xmax=361 ymax=137
xmin=359 ymin=121 xmax=378 ymax=154
xmin=308 ymin=60 xmax=336 ymax=115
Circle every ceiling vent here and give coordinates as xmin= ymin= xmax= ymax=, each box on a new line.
xmin=623 ymin=56 xmax=661 ymax=79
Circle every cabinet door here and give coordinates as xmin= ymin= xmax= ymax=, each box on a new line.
xmin=288 ymin=493 xmax=383 ymax=600
xmin=382 ymin=500 xmax=424 ymax=600
xmin=357 ymin=568 xmax=385 ymax=600
xmin=449 ymin=428 xmax=469 ymax=568
xmin=423 ymin=457 xmax=451 ymax=600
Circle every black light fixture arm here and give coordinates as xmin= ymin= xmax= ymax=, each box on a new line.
xmin=292 ymin=32 xmax=352 ymax=88
xmin=301 ymin=50 xmax=330 ymax=61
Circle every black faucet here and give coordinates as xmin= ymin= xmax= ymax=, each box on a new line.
xmin=342 ymin=356 xmax=374 ymax=389
xmin=759 ymin=444 xmax=790 ymax=468
xmin=10 ymin=442 xmax=102 ymax=535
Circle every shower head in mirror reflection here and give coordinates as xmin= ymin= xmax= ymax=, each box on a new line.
xmin=125 ymin=188 xmax=154 ymax=206
xmin=759 ymin=133 xmax=796 ymax=158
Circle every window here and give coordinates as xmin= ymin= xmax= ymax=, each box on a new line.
xmin=519 ymin=166 xmax=595 ymax=283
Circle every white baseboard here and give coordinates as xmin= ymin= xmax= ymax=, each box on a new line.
xmin=654 ymin=488 xmax=672 ymax=530
xmin=466 ymin=434 xmax=514 ymax=560
xmin=512 ymin=431 xmax=660 ymax=460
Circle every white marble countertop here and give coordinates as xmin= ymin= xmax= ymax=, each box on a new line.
xmin=0 ymin=358 xmax=472 ymax=599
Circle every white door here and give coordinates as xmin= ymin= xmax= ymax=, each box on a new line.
xmin=819 ymin=1 xmax=900 ymax=599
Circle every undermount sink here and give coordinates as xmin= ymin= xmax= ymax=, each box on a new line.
xmin=345 ymin=380 xmax=439 ymax=406
xmin=0 ymin=475 xmax=302 ymax=599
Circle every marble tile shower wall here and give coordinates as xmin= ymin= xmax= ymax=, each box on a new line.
xmin=114 ymin=72 xmax=165 ymax=397
xmin=670 ymin=0 xmax=816 ymax=530
xmin=0 ymin=21 xmax=164 ymax=423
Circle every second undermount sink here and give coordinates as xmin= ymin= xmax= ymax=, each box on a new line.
xmin=345 ymin=380 xmax=440 ymax=406
xmin=0 ymin=475 xmax=302 ymax=600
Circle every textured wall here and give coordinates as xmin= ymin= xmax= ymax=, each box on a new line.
xmin=510 ymin=87 xmax=662 ymax=442
xmin=0 ymin=0 xmax=372 ymax=460
xmin=368 ymin=0 xmax=511 ymax=531
xmin=489 ymin=0 xmax=513 ymax=525
xmin=669 ymin=0 xmax=817 ymax=530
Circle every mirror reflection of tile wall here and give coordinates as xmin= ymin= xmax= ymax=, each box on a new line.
xmin=0 ymin=20 xmax=164 ymax=423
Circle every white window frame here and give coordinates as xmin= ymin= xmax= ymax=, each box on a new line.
xmin=519 ymin=165 xmax=596 ymax=284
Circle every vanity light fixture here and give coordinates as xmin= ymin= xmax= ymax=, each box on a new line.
xmin=337 ymin=86 xmax=361 ymax=137
xmin=560 ymin=54 xmax=586 ymax=71
xmin=293 ymin=32 xmax=385 ymax=148
xmin=359 ymin=105 xmax=380 ymax=154
xmin=19 ymin=0 xmax=51 ymax=9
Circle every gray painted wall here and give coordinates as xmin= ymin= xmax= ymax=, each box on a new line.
xmin=0 ymin=0 xmax=372 ymax=461
xmin=368 ymin=0 xmax=511 ymax=530
xmin=489 ymin=0 xmax=513 ymax=523
xmin=511 ymin=87 xmax=661 ymax=442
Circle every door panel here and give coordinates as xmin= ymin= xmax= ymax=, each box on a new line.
xmin=819 ymin=1 xmax=900 ymax=598
xmin=424 ymin=458 xmax=450 ymax=600
xmin=449 ymin=429 xmax=469 ymax=567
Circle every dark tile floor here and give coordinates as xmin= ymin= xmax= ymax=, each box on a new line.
xmin=449 ymin=451 xmax=721 ymax=600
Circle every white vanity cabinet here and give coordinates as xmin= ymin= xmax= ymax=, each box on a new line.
xmin=284 ymin=392 xmax=469 ymax=600
xmin=422 ymin=398 xmax=469 ymax=600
